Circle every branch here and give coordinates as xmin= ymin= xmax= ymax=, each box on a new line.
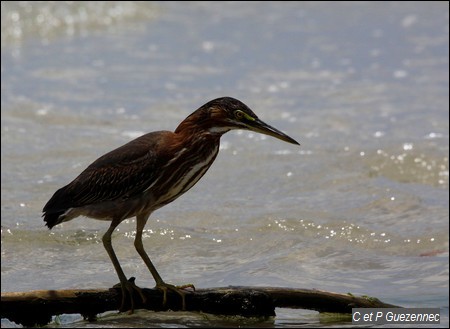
xmin=1 ymin=286 xmax=401 ymax=327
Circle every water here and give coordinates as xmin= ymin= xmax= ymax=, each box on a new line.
xmin=1 ymin=1 xmax=448 ymax=327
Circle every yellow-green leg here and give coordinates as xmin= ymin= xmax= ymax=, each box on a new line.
xmin=103 ymin=219 xmax=146 ymax=313
xmin=135 ymin=213 xmax=194 ymax=309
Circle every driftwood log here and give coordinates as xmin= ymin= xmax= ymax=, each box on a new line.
xmin=1 ymin=285 xmax=401 ymax=327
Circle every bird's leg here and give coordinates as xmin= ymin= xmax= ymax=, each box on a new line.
xmin=103 ymin=220 xmax=146 ymax=313
xmin=135 ymin=213 xmax=194 ymax=310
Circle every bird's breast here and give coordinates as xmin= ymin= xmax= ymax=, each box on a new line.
xmin=145 ymin=142 xmax=220 ymax=208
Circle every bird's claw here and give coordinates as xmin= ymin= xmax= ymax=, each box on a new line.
xmin=177 ymin=283 xmax=196 ymax=291
xmin=156 ymin=282 xmax=195 ymax=310
xmin=115 ymin=277 xmax=147 ymax=314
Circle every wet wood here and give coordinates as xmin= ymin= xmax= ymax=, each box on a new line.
xmin=1 ymin=286 xmax=400 ymax=327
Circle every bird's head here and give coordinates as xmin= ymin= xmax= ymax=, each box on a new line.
xmin=176 ymin=97 xmax=299 ymax=145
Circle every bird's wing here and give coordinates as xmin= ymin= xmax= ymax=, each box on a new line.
xmin=43 ymin=131 xmax=173 ymax=213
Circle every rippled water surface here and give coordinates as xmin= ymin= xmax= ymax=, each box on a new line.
xmin=1 ymin=2 xmax=449 ymax=327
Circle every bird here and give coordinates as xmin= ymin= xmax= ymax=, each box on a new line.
xmin=43 ymin=96 xmax=299 ymax=312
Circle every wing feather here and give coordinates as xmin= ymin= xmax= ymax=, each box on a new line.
xmin=43 ymin=131 xmax=173 ymax=214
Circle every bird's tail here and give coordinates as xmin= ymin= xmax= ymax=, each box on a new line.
xmin=43 ymin=186 xmax=71 ymax=229
xmin=42 ymin=210 xmax=66 ymax=229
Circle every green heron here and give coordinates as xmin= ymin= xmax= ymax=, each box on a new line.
xmin=43 ymin=97 xmax=299 ymax=312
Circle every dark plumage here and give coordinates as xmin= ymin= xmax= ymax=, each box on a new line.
xmin=43 ymin=132 xmax=170 ymax=228
xmin=43 ymin=97 xmax=299 ymax=312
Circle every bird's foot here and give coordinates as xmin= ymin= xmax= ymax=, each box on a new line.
xmin=113 ymin=277 xmax=147 ymax=314
xmin=155 ymin=281 xmax=195 ymax=310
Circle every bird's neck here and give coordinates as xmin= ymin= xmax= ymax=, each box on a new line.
xmin=174 ymin=109 xmax=229 ymax=138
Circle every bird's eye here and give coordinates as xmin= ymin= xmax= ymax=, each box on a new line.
xmin=234 ymin=110 xmax=245 ymax=120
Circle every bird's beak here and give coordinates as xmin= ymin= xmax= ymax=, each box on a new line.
xmin=247 ymin=118 xmax=300 ymax=145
